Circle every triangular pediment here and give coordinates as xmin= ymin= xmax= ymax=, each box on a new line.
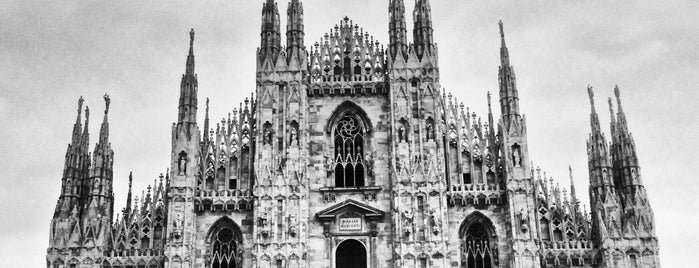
xmin=316 ymin=199 xmax=384 ymax=221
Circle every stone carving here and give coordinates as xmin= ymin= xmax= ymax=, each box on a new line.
xmin=518 ymin=208 xmax=529 ymax=234
xmin=178 ymin=152 xmax=188 ymax=175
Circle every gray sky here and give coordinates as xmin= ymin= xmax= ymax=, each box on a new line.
xmin=1 ymin=0 xmax=696 ymax=266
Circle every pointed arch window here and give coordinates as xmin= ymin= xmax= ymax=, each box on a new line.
xmin=333 ymin=115 xmax=366 ymax=188
xmin=211 ymin=227 xmax=237 ymax=268
xmin=462 ymin=223 xmax=493 ymax=268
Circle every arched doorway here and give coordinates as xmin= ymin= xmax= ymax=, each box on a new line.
xmin=460 ymin=212 xmax=498 ymax=268
xmin=335 ymin=239 xmax=367 ymax=268
xmin=208 ymin=217 xmax=243 ymax=268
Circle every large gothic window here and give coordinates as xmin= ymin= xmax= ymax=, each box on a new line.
xmin=463 ymin=223 xmax=493 ymax=268
xmin=460 ymin=213 xmax=497 ymax=268
xmin=334 ymin=115 xmax=366 ymax=188
xmin=211 ymin=227 xmax=237 ymax=268
xmin=208 ymin=218 xmax=243 ymax=268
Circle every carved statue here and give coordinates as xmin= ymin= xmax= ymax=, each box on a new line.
xmin=263 ymin=127 xmax=272 ymax=145
xmin=290 ymin=127 xmax=298 ymax=146
xmin=398 ymin=124 xmax=406 ymax=142
xmin=518 ymin=208 xmax=529 ymax=233
xmin=426 ymin=123 xmax=434 ymax=140
xmin=288 ymin=215 xmax=298 ymax=237
xmin=172 ymin=213 xmax=183 ymax=240
xmin=402 ymin=210 xmax=414 ymax=224
xmin=365 ymin=152 xmax=373 ymax=176
xmin=429 ymin=209 xmax=442 ymax=235
xmin=513 ymin=147 xmax=522 ymax=167
xmin=178 ymin=153 xmax=187 ymax=175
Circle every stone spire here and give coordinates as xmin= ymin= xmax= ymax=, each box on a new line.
xmin=586 ymin=86 xmax=613 ymax=188
xmin=55 ymin=97 xmax=91 ymax=218
xmin=286 ymin=0 xmax=305 ymax=63
xmin=569 ymin=165 xmax=579 ymax=213
xmin=178 ymin=29 xmax=199 ymax=127
xmin=98 ymin=94 xmax=110 ymax=146
xmin=123 ymin=172 xmax=133 ymax=221
xmin=203 ymin=98 xmax=210 ymax=144
xmin=388 ymin=0 xmax=408 ymax=60
xmin=260 ymin=0 xmax=281 ymax=62
xmin=497 ymin=20 xmax=521 ymax=128
xmin=86 ymin=94 xmax=114 ymax=218
xmin=412 ymin=0 xmax=434 ymax=60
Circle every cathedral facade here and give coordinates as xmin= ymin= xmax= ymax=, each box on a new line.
xmin=46 ymin=1 xmax=661 ymax=267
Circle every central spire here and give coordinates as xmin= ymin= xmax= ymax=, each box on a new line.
xmin=497 ymin=20 xmax=521 ymax=127
xmin=178 ymin=29 xmax=199 ymax=126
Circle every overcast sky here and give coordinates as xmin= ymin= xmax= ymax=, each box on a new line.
xmin=1 ymin=0 xmax=697 ymax=266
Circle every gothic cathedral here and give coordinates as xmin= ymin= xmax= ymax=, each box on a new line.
xmin=46 ymin=1 xmax=661 ymax=267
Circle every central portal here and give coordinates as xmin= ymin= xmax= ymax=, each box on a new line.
xmin=335 ymin=239 xmax=367 ymax=268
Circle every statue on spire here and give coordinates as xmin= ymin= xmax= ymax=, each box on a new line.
xmin=103 ymin=93 xmax=110 ymax=114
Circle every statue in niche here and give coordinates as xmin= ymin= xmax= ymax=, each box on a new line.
xmin=402 ymin=210 xmax=413 ymax=237
xmin=172 ymin=213 xmax=183 ymax=240
xmin=263 ymin=127 xmax=272 ymax=145
xmin=289 ymin=126 xmax=298 ymax=146
xmin=517 ymin=208 xmax=530 ymax=234
xmin=258 ymin=212 xmax=270 ymax=237
xmin=429 ymin=209 xmax=442 ymax=235
xmin=512 ymin=146 xmax=522 ymax=167
xmin=178 ymin=152 xmax=187 ymax=176
xmin=398 ymin=124 xmax=406 ymax=142
xmin=365 ymin=152 xmax=373 ymax=176
xmin=288 ymin=215 xmax=298 ymax=237
xmin=426 ymin=119 xmax=435 ymax=141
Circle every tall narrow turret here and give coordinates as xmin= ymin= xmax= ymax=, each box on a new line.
xmin=412 ymin=0 xmax=434 ymax=60
xmin=286 ymin=0 xmax=305 ymax=64
xmin=178 ymin=29 xmax=198 ymax=127
xmin=498 ymin=21 xmax=521 ymax=128
xmin=388 ymin=0 xmax=407 ymax=60
xmin=610 ymin=86 xmax=658 ymax=239
xmin=260 ymin=0 xmax=281 ymax=62
xmin=85 ymin=94 xmax=114 ymax=221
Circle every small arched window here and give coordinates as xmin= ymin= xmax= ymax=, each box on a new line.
xmin=334 ymin=115 xmax=366 ymax=188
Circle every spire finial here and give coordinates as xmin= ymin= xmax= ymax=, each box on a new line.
xmin=78 ymin=96 xmax=84 ymax=114
xmin=189 ymin=28 xmax=195 ymax=45
xmin=587 ymin=85 xmax=596 ymax=113
xmin=614 ymin=85 xmax=624 ymax=113
xmin=499 ymin=20 xmax=504 ymax=38
xmin=83 ymin=105 xmax=90 ymax=134
xmin=103 ymin=93 xmax=111 ymax=114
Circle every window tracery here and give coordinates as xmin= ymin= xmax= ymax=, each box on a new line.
xmin=333 ymin=115 xmax=366 ymax=188
xmin=463 ymin=223 xmax=493 ymax=268
xmin=211 ymin=227 xmax=237 ymax=268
